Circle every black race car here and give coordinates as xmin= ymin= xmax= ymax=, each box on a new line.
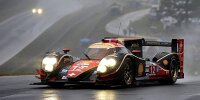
xmin=33 ymin=38 xmax=184 ymax=87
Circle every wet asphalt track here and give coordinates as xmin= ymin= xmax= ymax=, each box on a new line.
xmin=0 ymin=75 xmax=200 ymax=100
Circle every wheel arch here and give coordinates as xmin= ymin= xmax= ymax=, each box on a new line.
xmin=155 ymin=53 xmax=180 ymax=70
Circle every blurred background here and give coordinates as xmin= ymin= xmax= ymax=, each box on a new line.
xmin=0 ymin=0 xmax=199 ymax=76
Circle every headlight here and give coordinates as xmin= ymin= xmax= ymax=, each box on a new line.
xmin=37 ymin=8 xmax=43 ymax=14
xmin=97 ymin=65 xmax=107 ymax=73
xmin=32 ymin=9 xmax=37 ymax=14
xmin=42 ymin=57 xmax=57 ymax=72
xmin=32 ymin=8 xmax=43 ymax=14
xmin=97 ymin=57 xmax=117 ymax=73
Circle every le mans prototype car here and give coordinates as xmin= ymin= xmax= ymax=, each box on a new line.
xmin=34 ymin=38 xmax=184 ymax=87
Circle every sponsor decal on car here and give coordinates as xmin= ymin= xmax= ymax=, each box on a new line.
xmin=138 ymin=63 xmax=144 ymax=76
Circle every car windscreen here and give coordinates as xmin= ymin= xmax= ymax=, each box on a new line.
xmin=81 ymin=48 xmax=115 ymax=60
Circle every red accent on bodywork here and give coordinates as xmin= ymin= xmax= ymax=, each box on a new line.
xmin=36 ymin=69 xmax=45 ymax=76
xmin=178 ymin=39 xmax=184 ymax=78
xmin=36 ymin=69 xmax=46 ymax=80
xmin=63 ymin=48 xmax=70 ymax=51
xmin=63 ymin=48 xmax=70 ymax=53
xmin=49 ymin=77 xmax=57 ymax=81
xmin=148 ymin=65 xmax=169 ymax=80
xmin=102 ymin=39 xmax=122 ymax=44
xmin=132 ymin=50 xmax=141 ymax=53
xmin=67 ymin=60 xmax=100 ymax=78
xmin=102 ymin=39 xmax=123 ymax=46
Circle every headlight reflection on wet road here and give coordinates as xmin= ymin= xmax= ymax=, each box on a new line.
xmin=95 ymin=90 xmax=117 ymax=100
xmin=42 ymin=90 xmax=60 ymax=100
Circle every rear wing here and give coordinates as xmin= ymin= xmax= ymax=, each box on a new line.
xmin=144 ymin=39 xmax=184 ymax=53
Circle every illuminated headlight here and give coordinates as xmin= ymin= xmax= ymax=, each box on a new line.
xmin=37 ymin=8 xmax=43 ymax=14
xmin=32 ymin=9 xmax=37 ymax=14
xmin=42 ymin=57 xmax=57 ymax=72
xmin=32 ymin=8 xmax=43 ymax=14
xmin=97 ymin=57 xmax=117 ymax=73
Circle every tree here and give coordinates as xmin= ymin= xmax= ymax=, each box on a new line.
xmin=158 ymin=0 xmax=198 ymax=26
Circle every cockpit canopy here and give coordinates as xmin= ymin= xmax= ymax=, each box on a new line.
xmin=81 ymin=42 xmax=128 ymax=60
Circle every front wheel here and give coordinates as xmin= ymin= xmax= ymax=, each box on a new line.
xmin=121 ymin=58 xmax=134 ymax=87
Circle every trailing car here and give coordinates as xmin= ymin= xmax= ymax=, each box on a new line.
xmin=33 ymin=37 xmax=184 ymax=87
xmin=110 ymin=3 xmax=123 ymax=15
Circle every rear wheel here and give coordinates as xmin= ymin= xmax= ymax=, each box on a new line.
xmin=159 ymin=57 xmax=178 ymax=85
xmin=167 ymin=57 xmax=178 ymax=84
xmin=121 ymin=58 xmax=134 ymax=87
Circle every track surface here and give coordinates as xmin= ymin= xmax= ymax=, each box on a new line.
xmin=0 ymin=76 xmax=200 ymax=100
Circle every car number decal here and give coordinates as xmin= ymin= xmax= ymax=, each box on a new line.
xmin=149 ymin=66 xmax=159 ymax=75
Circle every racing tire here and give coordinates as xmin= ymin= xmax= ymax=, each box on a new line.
xmin=48 ymin=83 xmax=65 ymax=88
xmin=167 ymin=57 xmax=178 ymax=84
xmin=159 ymin=57 xmax=179 ymax=85
xmin=120 ymin=58 xmax=134 ymax=87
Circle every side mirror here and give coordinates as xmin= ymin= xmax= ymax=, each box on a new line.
xmin=145 ymin=58 xmax=150 ymax=61
xmin=63 ymin=48 xmax=70 ymax=54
